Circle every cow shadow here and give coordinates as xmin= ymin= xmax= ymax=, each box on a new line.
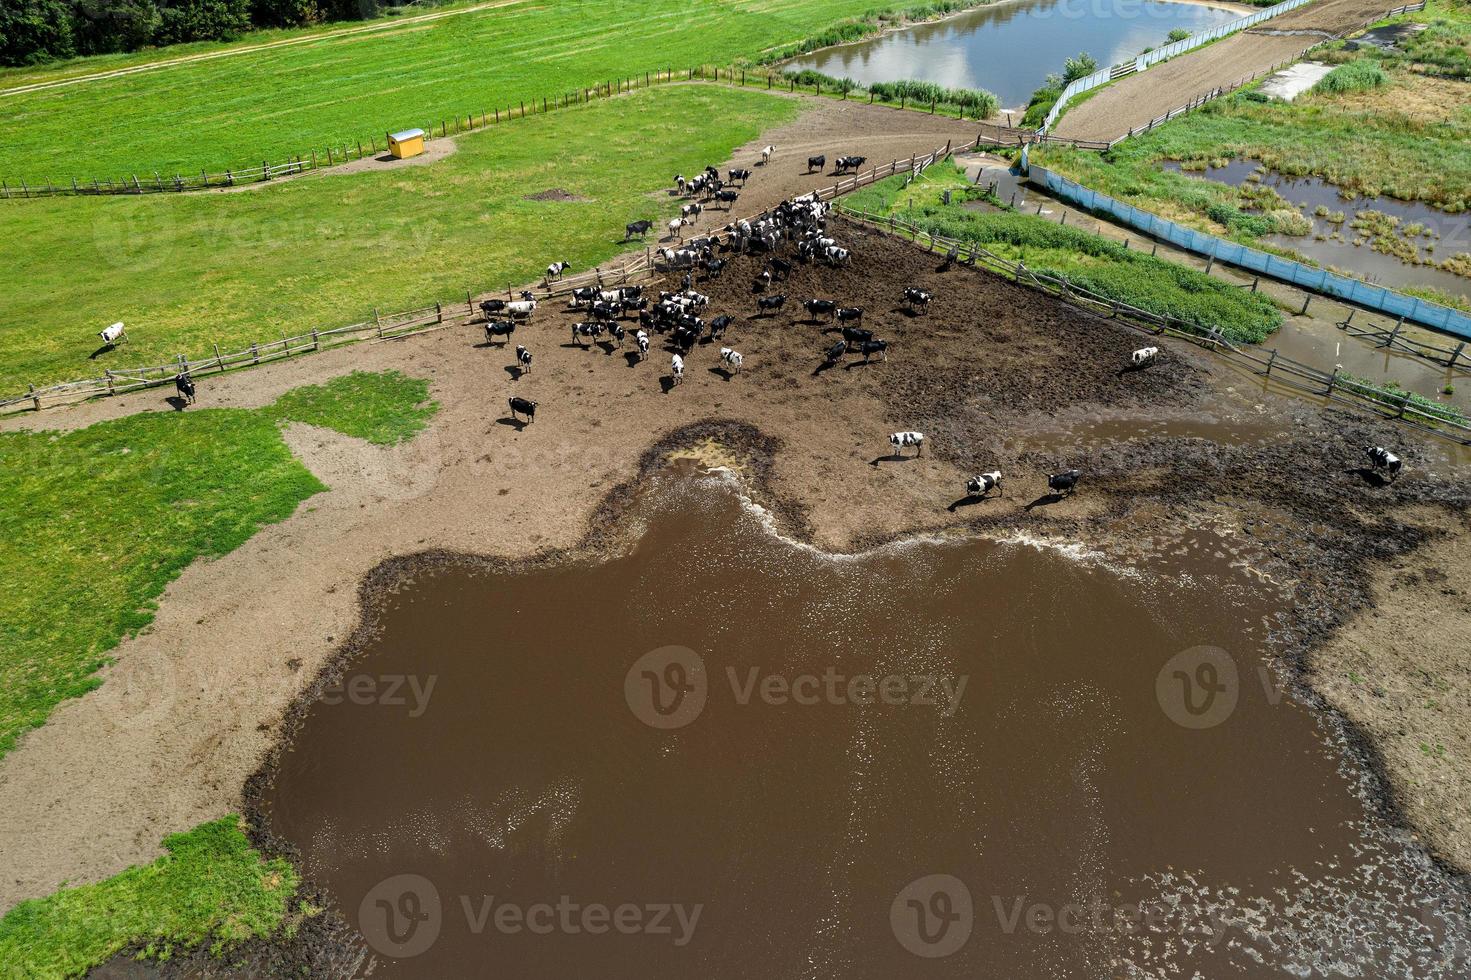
xmin=894 ymin=306 xmax=923 ymax=318
xmin=946 ymin=494 xmax=996 ymax=512
xmin=89 ymin=344 xmax=118 ymax=360
xmin=504 ymin=365 xmax=525 ymax=381
xmin=476 ymin=339 xmax=510 ymax=350
xmin=870 ymin=454 xmax=914 ymax=466
xmin=597 ymin=340 xmax=618 ymax=355
xmin=660 ymin=376 xmax=679 ymax=394
xmin=844 ymin=360 xmax=878 ymax=371
xmin=624 ymin=352 xmax=643 ymax=368
xmin=560 ymin=342 xmax=590 ymax=350
xmin=709 ymin=366 xmax=736 ymax=381
xmin=496 ymin=417 xmax=530 ymax=431
xmin=165 ymin=396 xmax=191 ymax=412
xmin=1346 ymin=466 xmax=1391 ymax=487
xmin=1024 ymin=493 xmax=1066 ymax=511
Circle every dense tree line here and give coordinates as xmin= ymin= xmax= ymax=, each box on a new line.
xmin=0 ymin=0 xmax=408 ymax=66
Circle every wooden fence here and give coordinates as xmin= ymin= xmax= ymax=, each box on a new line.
xmin=0 ymin=65 xmax=1072 ymax=200
xmin=1 ymin=144 xmax=952 ymax=413
xmin=835 ymin=204 xmax=1471 ymax=445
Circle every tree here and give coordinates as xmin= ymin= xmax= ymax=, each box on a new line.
xmin=0 ymin=0 xmax=78 ymax=65
xmin=71 ymin=0 xmax=161 ymax=55
xmin=1061 ymin=52 xmax=1098 ymax=84
xmin=155 ymin=0 xmax=252 ymax=44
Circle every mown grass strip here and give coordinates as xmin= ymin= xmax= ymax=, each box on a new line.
xmin=0 ymin=817 xmax=300 ymax=979
xmin=0 ymin=370 xmax=435 ymax=758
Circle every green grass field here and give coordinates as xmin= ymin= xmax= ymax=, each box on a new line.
xmin=0 ymin=817 xmax=300 ymax=978
xmin=1 ymin=84 xmax=797 ymax=393
xmin=0 ymin=0 xmax=942 ymax=179
xmin=847 ymin=162 xmax=1283 ymax=343
xmin=0 ymin=370 xmax=436 ymax=759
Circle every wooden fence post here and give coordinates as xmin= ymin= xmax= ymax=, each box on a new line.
xmin=28 ymin=384 xmax=40 ymax=411
xmin=1265 ymin=349 xmax=1278 ymax=376
xmin=214 ymin=343 xmax=224 ymax=371
xmin=1300 ymin=295 xmax=1312 ymax=316
xmin=1449 ymin=341 xmax=1466 ymax=369
xmin=1385 ymin=316 xmax=1404 ymax=348
xmin=312 ymin=329 xmax=320 ymax=351
xmin=1326 ymin=367 xmax=1338 ymax=397
xmin=436 ymin=302 xmax=443 ymax=324
xmin=251 ymin=343 xmax=260 ymax=365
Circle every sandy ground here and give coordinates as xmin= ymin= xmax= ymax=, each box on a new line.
xmin=1054 ymin=0 xmax=1395 ymax=143
xmin=1 ymin=99 xmax=1468 ymax=945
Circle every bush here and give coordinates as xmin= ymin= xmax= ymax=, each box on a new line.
xmin=1167 ymin=28 xmax=1191 ymax=42
xmin=1314 ymin=58 xmax=1389 ymax=94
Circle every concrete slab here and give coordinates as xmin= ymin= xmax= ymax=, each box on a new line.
xmin=1258 ymin=61 xmax=1334 ymax=101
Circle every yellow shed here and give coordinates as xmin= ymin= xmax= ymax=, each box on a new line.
xmin=387 ymin=128 xmax=425 ymax=160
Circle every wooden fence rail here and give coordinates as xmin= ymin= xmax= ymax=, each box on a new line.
xmin=1 ymin=145 xmax=953 ymax=413
xmin=835 ymin=204 xmax=1471 ymax=445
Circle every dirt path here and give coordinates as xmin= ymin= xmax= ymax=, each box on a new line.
xmin=1053 ymin=0 xmax=1394 ymax=143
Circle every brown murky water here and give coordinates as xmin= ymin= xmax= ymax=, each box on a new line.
xmin=263 ymin=467 xmax=1470 ymax=977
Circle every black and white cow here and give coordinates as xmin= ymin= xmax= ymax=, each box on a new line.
xmin=508 ymin=396 xmax=537 ymax=423
xmin=753 ymin=269 xmax=771 ymax=292
xmin=1366 ymin=446 xmax=1402 ymax=481
xmin=807 ymin=154 xmax=826 ymax=174
xmin=571 ymin=321 xmax=603 ymax=346
xmin=716 ymin=189 xmax=739 ymax=208
xmin=824 ymin=339 xmax=848 ymax=367
xmin=671 ymin=353 xmax=685 ymax=385
xmin=760 ymin=144 xmax=775 ymax=165
xmin=835 ymin=155 xmax=867 ymax=174
xmin=904 ymin=287 xmax=932 ymax=314
xmin=99 ymin=321 xmax=127 ymax=347
xmin=859 ymin=339 xmax=888 ymax=362
xmin=637 ymin=330 xmax=650 ymax=360
xmin=756 ymin=294 xmax=787 ymax=315
xmin=1130 ymin=347 xmax=1159 ymax=368
xmin=804 ymin=298 xmax=837 ymax=320
xmin=505 ymin=297 xmax=538 ymax=318
xmin=484 ymin=319 xmax=515 ymax=344
xmin=514 ymin=344 xmax=532 ymax=374
xmin=681 ymin=202 xmax=703 ymax=220
xmin=479 ymin=299 xmax=507 ymax=317
xmin=966 ymin=471 xmax=1002 ymax=499
xmin=1048 ymin=469 xmax=1081 ymax=495
xmin=728 ymin=168 xmax=752 ymax=186
xmin=546 ymin=260 xmax=571 ymax=282
xmin=708 ymin=315 xmax=732 ymax=340
xmin=174 ymin=372 xmax=196 ymax=405
xmin=836 ymin=306 xmax=863 ymax=325
xmin=841 ymin=325 xmax=873 ymax=349
xmin=768 ymin=257 xmax=792 ymax=280
xmin=890 ymin=431 xmax=924 ymax=456
xmin=719 ymin=347 xmax=743 ymax=375
xmin=825 ymin=246 xmax=851 ymax=266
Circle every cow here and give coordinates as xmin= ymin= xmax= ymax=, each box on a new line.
xmin=836 ymin=306 xmax=863 ymax=325
xmin=842 ymin=326 xmax=873 ymax=349
xmin=484 ymin=319 xmax=516 ymax=344
xmin=508 ymin=396 xmax=537 ymax=424
xmin=1048 ymin=469 xmax=1082 ymax=496
xmin=682 ymin=202 xmax=703 ymax=220
xmin=859 ymin=339 xmax=888 ymax=362
xmin=753 ymin=269 xmax=771 ymax=292
xmin=825 ymin=246 xmax=851 ymax=266
xmin=835 ymin=155 xmax=867 ymax=174
xmin=506 ymin=298 xmax=537 ymax=318
xmin=625 ymin=219 xmax=654 ymax=240
xmin=804 ymin=298 xmax=837 ymax=321
xmin=704 ymin=258 xmax=727 ymax=280
xmin=671 ymin=353 xmax=685 ymax=385
xmin=174 ymin=372 xmax=196 ymax=405
xmin=667 ymin=217 xmax=689 ymax=240
xmin=824 ymin=339 xmax=847 ymax=367
xmin=514 ymin=344 xmax=532 ymax=374
xmin=708 ymin=314 xmax=732 ymax=340
xmin=768 ymin=257 xmax=792 ymax=280
xmin=546 ymin=260 xmax=571 ymax=282
xmin=729 ymin=168 xmax=752 ymax=186
xmin=571 ymin=321 xmax=603 ymax=346
xmin=807 ymin=154 xmax=826 ymax=174
xmin=716 ymin=189 xmax=739 ymax=208
xmin=1366 ymin=446 xmax=1402 ymax=481
xmin=720 ymin=347 xmax=744 ymax=375
xmin=637 ymin=330 xmax=650 ymax=360
xmin=1130 ymin=347 xmax=1160 ymax=368
xmin=966 ymin=471 xmax=1002 ymax=499
xmin=479 ymin=299 xmax=507 ymax=317
xmin=99 ymin=321 xmax=127 ymax=347
xmin=760 ymin=144 xmax=775 ymax=165
xmin=904 ymin=287 xmax=932 ymax=314
xmin=890 ymin=431 xmax=924 ymax=456
xmin=756 ymin=294 xmax=787 ymax=315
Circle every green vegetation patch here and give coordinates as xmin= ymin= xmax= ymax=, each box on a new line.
xmin=0 ymin=0 xmax=944 ymax=177
xmin=0 ymin=85 xmax=796 ymax=392
xmin=848 ymin=162 xmax=1282 ymax=343
xmin=0 ymin=817 xmax=299 ymax=978
xmin=0 ymin=370 xmax=435 ymax=756
xmin=1314 ymin=58 xmax=1389 ymax=94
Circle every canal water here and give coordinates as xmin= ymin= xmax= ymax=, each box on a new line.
xmin=1161 ymin=159 xmax=1471 ymax=302
xmin=785 ymin=0 xmax=1238 ymax=108
xmin=263 ymin=467 xmax=1471 ymax=977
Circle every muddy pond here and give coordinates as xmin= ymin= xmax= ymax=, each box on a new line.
xmin=784 ymin=0 xmax=1237 ymax=109
xmin=1161 ymin=159 xmax=1471 ymax=303
xmin=262 ymin=465 xmax=1470 ymax=976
